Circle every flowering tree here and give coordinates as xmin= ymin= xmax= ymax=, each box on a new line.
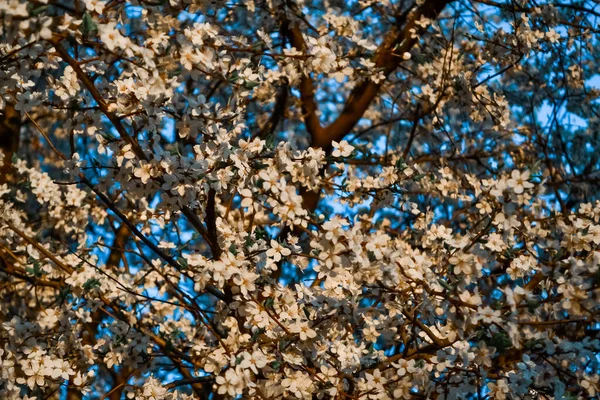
xmin=1 ymin=0 xmax=600 ymax=398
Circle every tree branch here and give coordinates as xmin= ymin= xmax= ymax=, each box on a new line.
xmin=0 ymin=101 xmax=20 ymax=184
xmin=284 ymin=0 xmax=452 ymax=150
xmin=49 ymin=37 xmax=222 ymax=259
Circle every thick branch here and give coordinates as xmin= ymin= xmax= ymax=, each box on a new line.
xmin=282 ymin=22 xmax=324 ymax=139
xmin=0 ymin=102 xmax=20 ymax=184
xmin=285 ymin=0 xmax=452 ymax=150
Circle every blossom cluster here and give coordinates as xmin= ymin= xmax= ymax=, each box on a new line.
xmin=0 ymin=0 xmax=599 ymax=399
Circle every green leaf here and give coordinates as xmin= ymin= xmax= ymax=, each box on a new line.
xmin=270 ymin=361 xmax=281 ymax=371
xmin=526 ymin=300 xmax=540 ymax=312
xmin=367 ymin=251 xmax=376 ymax=262
xmin=438 ymin=279 xmax=453 ymax=291
xmin=253 ymin=162 xmax=268 ymax=170
xmin=340 ymin=177 xmax=347 ymax=191
xmin=278 ymin=339 xmax=288 ymax=351
xmin=58 ymin=286 xmax=72 ymax=303
xmin=254 ymin=227 xmax=268 ymax=241
xmin=179 ymin=257 xmax=188 ymax=270
xmin=489 ymin=332 xmax=512 ymax=353
xmin=31 ymin=5 xmax=49 ymax=16
xmin=524 ymin=339 xmax=542 ymax=350
xmin=81 ymin=13 xmax=98 ymax=36
xmin=264 ymin=297 xmax=274 ymax=309
xmin=26 ymin=262 xmax=43 ymax=277
xmin=265 ymin=133 xmax=275 ymax=150
xmin=302 ymin=307 xmax=310 ymax=319
xmin=243 ymin=81 xmax=259 ymax=90
xmin=83 ymin=278 xmax=101 ymax=290
xmin=251 ymin=328 xmax=264 ymax=342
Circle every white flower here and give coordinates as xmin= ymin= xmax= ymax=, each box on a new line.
xmin=0 ymin=0 xmax=28 ymax=16
xmin=180 ymin=46 xmax=200 ymax=71
xmin=84 ymin=0 xmax=105 ymax=14
xmin=472 ymin=341 xmax=496 ymax=368
xmin=134 ymin=162 xmax=153 ymax=184
xmin=365 ymin=369 xmax=387 ymax=392
xmin=104 ymin=352 xmax=122 ymax=369
xmin=459 ymin=289 xmax=482 ymax=306
xmin=239 ymin=350 xmax=267 ymax=374
xmin=240 ymin=188 xmax=254 ymax=209
xmin=331 ymin=140 xmax=354 ymax=157
xmin=582 ymin=375 xmax=599 ymax=396
xmin=98 ymin=22 xmax=127 ymax=51
xmin=476 ymin=306 xmax=502 ymax=324
xmin=281 ymin=369 xmax=313 ymax=398
xmin=266 ymin=240 xmax=291 ymax=262
xmin=14 ymin=91 xmax=41 ymax=113
xmin=17 ymin=360 xmax=45 ymax=389
xmin=449 ymin=252 xmax=474 ymax=276
xmin=232 ymin=268 xmax=257 ymax=296
xmin=507 ymin=170 xmax=534 ymax=194
xmin=392 ymin=359 xmax=417 ymax=377
xmin=289 ymin=321 xmax=317 ymax=341
xmin=310 ymin=45 xmax=337 ymax=74
xmin=215 ymin=368 xmax=244 ymax=396
xmin=487 ymin=379 xmax=510 ymax=399
xmin=546 ymin=29 xmax=560 ymax=44
xmin=141 ymin=376 xmax=167 ymax=400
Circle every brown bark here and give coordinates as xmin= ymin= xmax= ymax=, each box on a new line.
xmin=285 ymin=0 xmax=452 ymax=152
xmin=0 ymin=102 xmax=20 ymax=184
xmin=269 ymin=1 xmax=453 ymax=280
xmin=280 ymin=0 xmax=452 ymax=215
